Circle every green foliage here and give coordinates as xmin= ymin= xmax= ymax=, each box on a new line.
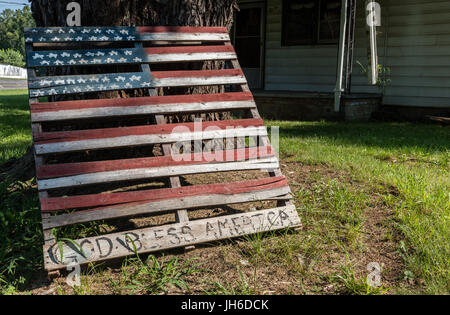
xmin=110 ymin=254 xmax=202 ymax=294
xmin=0 ymin=179 xmax=42 ymax=294
xmin=0 ymin=89 xmax=31 ymax=164
xmin=333 ymin=264 xmax=390 ymax=295
xmin=0 ymin=6 xmax=35 ymax=62
xmin=356 ymin=60 xmax=392 ymax=88
xmin=0 ymin=48 xmax=25 ymax=68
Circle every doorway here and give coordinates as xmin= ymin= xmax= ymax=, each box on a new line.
xmin=233 ymin=2 xmax=265 ymax=89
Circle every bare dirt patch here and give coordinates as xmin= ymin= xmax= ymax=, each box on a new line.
xmin=29 ymin=159 xmax=408 ymax=295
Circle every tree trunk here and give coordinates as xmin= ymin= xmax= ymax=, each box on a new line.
xmin=30 ymin=0 xmax=237 ymax=29
xmin=29 ymin=0 xmax=238 ymax=121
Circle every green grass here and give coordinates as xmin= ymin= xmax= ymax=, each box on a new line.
xmin=267 ymin=120 xmax=450 ymax=294
xmin=0 ymin=89 xmax=31 ymax=164
xmin=0 ymin=89 xmax=448 ymax=294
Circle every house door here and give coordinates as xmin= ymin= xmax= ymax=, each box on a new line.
xmin=233 ymin=2 xmax=265 ymax=89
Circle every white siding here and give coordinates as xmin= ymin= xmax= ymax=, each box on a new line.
xmin=250 ymin=0 xmax=450 ymax=108
xmin=381 ymin=0 xmax=450 ymax=107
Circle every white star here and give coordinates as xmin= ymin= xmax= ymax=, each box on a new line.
xmin=39 ymin=80 xmax=52 ymax=86
xmin=32 ymin=53 xmax=44 ymax=60
xmin=61 ymin=52 xmax=71 ymax=57
xmin=125 ymin=50 xmax=133 ymax=56
xmin=33 ymin=90 xmax=45 ymax=97
xmin=130 ymin=75 xmax=141 ymax=81
xmin=48 ymin=53 xmax=58 ymax=58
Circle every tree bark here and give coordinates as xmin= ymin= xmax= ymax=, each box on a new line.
xmin=29 ymin=0 xmax=238 ymax=121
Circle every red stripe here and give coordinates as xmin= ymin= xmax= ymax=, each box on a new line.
xmin=145 ymin=45 xmax=234 ymax=55
xmin=138 ymin=26 xmax=228 ymax=34
xmin=37 ymin=146 xmax=273 ymax=179
xmin=34 ymin=118 xmax=264 ymax=144
xmin=31 ymin=92 xmax=253 ymax=113
xmin=152 ymin=69 xmax=243 ymax=79
xmin=41 ymin=176 xmax=287 ymax=212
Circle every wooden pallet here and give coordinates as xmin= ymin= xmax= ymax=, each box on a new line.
xmin=24 ymin=26 xmax=300 ymax=272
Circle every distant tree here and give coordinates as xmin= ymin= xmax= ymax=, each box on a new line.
xmin=0 ymin=6 xmax=35 ymax=60
xmin=0 ymin=49 xmax=25 ymax=68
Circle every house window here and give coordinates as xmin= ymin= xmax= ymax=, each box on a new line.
xmin=282 ymin=0 xmax=341 ymax=46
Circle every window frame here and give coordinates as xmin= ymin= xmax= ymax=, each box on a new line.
xmin=281 ymin=0 xmax=341 ymax=47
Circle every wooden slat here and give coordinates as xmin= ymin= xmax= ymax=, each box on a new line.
xmin=41 ymin=175 xmax=288 ymax=212
xmin=27 ymin=48 xmax=146 ymax=67
xmin=28 ymin=69 xmax=246 ymax=97
xmin=145 ymin=45 xmax=236 ymax=63
xmin=30 ymin=92 xmax=255 ymax=122
xmin=33 ymin=118 xmax=266 ymax=155
xmin=27 ymin=45 xmax=237 ymax=67
xmin=38 ymin=146 xmax=272 ymax=179
xmin=38 ymin=157 xmax=278 ymax=191
xmin=43 ymin=204 xmax=299 ymax=270
xmin=24 ymin=26 xmax=230 ymax=44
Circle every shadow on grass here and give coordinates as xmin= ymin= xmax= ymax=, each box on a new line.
xmin=272 ymin=121 xmax=450 ymax=154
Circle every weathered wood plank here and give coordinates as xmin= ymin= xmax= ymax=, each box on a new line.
xmin=27 ymin=45 xmax=237 ymax=67
xmin=34 ymin=126 xmax=267 ymax=155
xmin=38 ymin=146 xmax=272 ymax=179
xmin=38 ymin=157 xmax=278 ymax=191
xmin=29 ymin=69 xmax=245 ymax=97
xmin=24 ymin=26 xmax=230 ymax=43
xmin=31 ymin=92 xmax=253 ymax=113
xmin=41 ymin=175 xmax=289 ymax=212
xmin=43 ymin=204 xmax=299 ymax=270
xmin=27 ymin=48 xmax=146 ymax=67
xmin=31 ymin=92 xmax=255 ymax=122
xmin=35 ymin=118 xmax=262 ymax=143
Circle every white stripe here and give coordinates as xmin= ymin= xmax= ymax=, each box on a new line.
xmin=35 ymin=126 xmax=268 ymax=154
xmin=140 ymin=32 xmax=230 ymax=41
xmin=37 ymin=157 xmax=279 ymax=190
xmin=146 ymin=52 xmax=237 ymax=63
xmin=31 ymin=100 xmax=256 ymax=122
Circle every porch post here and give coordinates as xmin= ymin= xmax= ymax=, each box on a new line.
xmin=334 ymin=0 xmax=357 ymax=112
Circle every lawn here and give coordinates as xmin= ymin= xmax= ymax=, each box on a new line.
xmin=0 ymin=89 xmax=448 ymax=295
xmin=0 ymin=89 xmax=31 ymax=164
